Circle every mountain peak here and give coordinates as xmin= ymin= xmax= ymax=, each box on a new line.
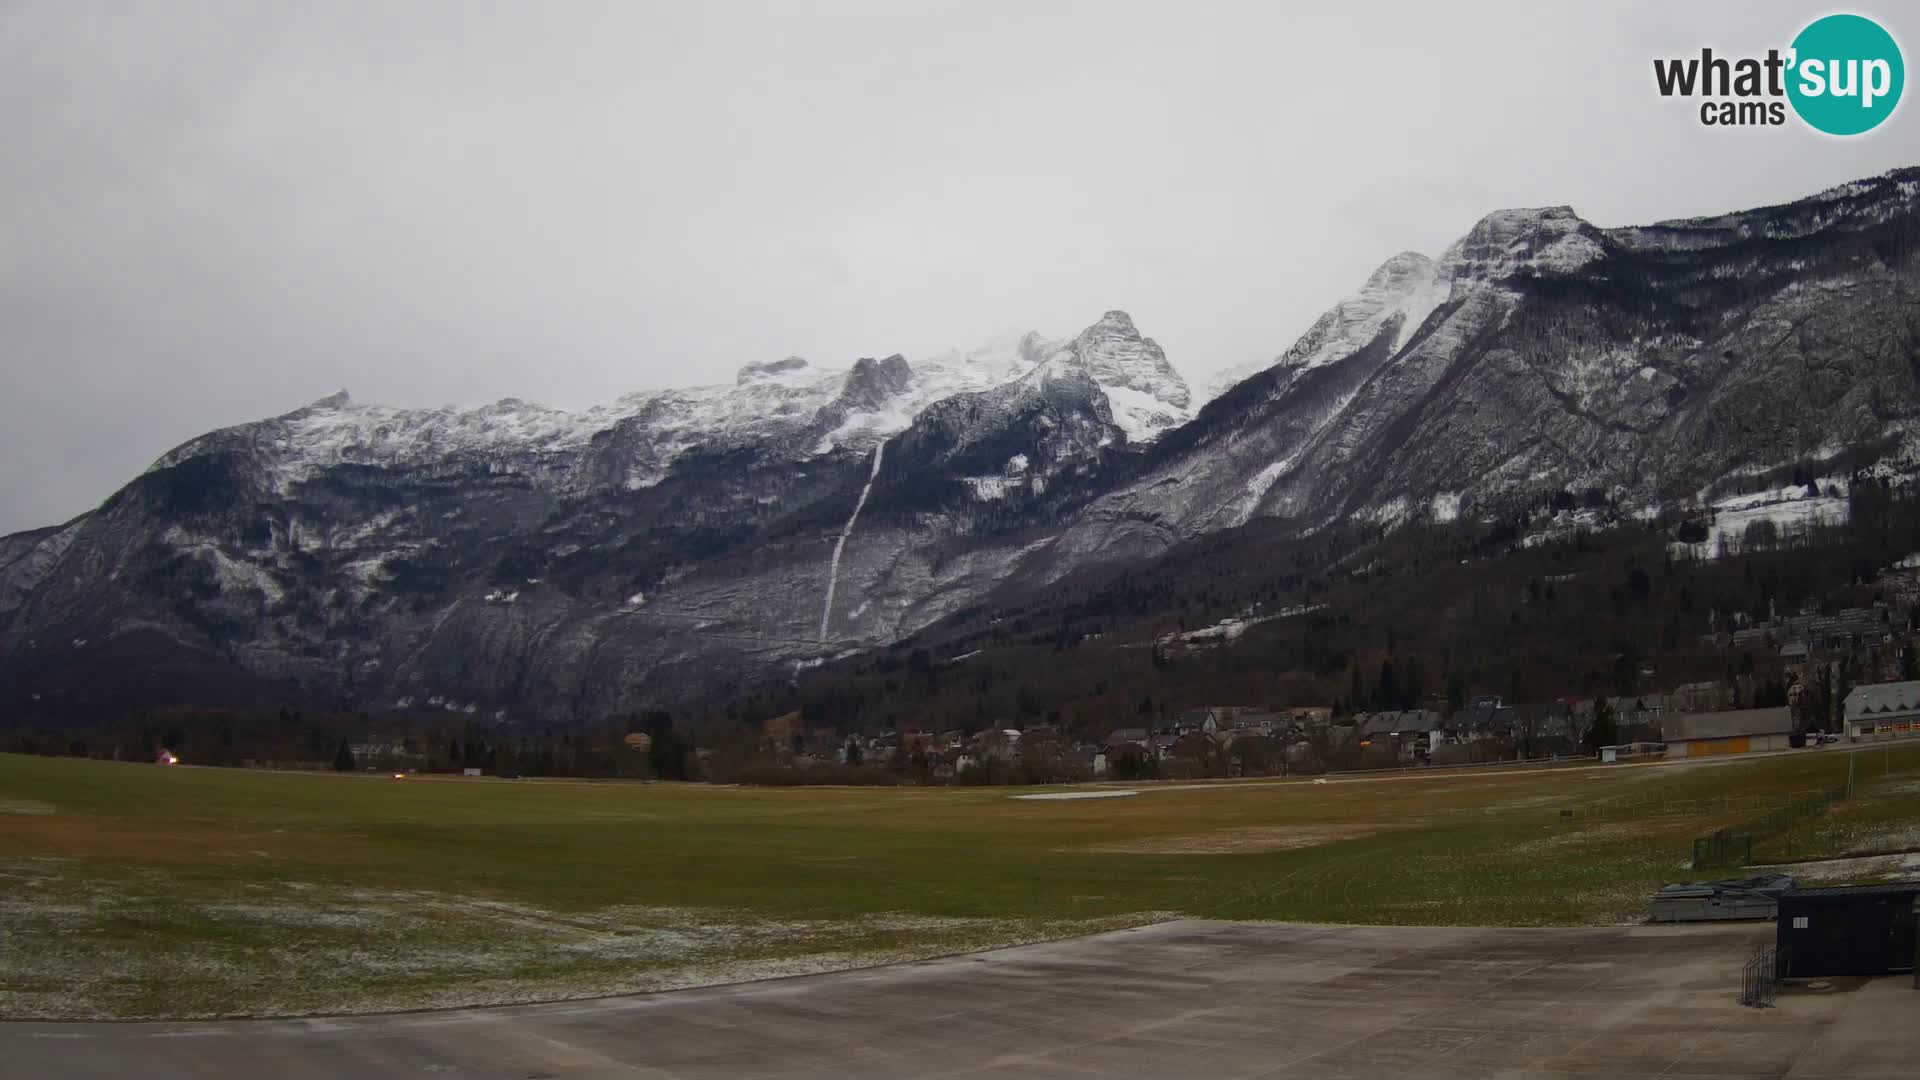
xmin=737 ymin=356 xmax=811 ymax=385
xmin=837 ymin=354 xmax=914 ymax=410
xmin=1365 ymin=252 xmax=1435 ymax=288
xmin=1017 ymin=330 xmax=1052 ymax=367
xmin=1060 ymin=312 xmax=1187 ymax=400
xmin=308 ymin=390 xmax=352 ymax=410
xmin=1203 ymin=250 xmax=1450 ymax=402
xmin=1032 ymin=310 xmax=1193 ymax=442
xmin=1442 ymin=205 xmax=1602 ymax=280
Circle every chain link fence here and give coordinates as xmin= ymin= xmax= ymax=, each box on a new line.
xmin=1690 ymin=784 xmax=1849 ymax=869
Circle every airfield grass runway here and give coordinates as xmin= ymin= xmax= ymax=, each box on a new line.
xmin=2 ymin=745 xmax=1918 ymax=1020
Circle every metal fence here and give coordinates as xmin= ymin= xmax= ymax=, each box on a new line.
xmin=1741 ymin=944 xmax=1783 ymax=1007
xmin=1745 ymin=785 xmax=1848 ymax=838
xmin=1690 ymin=784 xmax=1848 ymax=868
xmin=1693 ymin=829 xmax=1753 ymax=869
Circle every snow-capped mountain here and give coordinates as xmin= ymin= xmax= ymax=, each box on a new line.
xmin=1029 ymin=311 xmax=1192 ymax=442
xmin=0 ymin=311 xmax=1191 ymax=720
xmin=5 ymin=167 xmax=1918 ymax=722
xmin=1055 ymin=169 xmax=1920 ymax=566
xmin=1204 ymin=250 xmax=1451 ymax=403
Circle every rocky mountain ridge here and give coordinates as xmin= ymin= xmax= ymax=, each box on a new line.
xmin=4 ymin=167 xmax=1917 ymax=723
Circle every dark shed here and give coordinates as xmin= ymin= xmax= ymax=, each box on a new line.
xmin=1775 ymin=883 xmax=1920 ymax=979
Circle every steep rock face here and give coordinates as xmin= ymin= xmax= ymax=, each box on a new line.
xmin=0 ymin=312 xmax=1191 ymax=720
xmin=1204 ymin=251 xmax=1448 ymax=402
xmin=5 ymin=169 xmax=1918 ymax=722
xmin=835 ymin=355 xmax=915 ymax=412
xmin=1057 ymin=169 xmax=1920 ymax=571
xmin=1033 ymin=311 xmax=1193 ymax=442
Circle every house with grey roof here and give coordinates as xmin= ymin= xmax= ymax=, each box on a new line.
xmin=1843 ymin=680 xmax=1920 ymax=741
xmin=1353 ymin=710 xmax=1443 ymax=762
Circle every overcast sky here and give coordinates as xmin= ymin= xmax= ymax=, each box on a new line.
xmin=1 ymin=1 xmax=1913 ymax=534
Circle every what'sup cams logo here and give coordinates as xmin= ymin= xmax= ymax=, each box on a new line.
xmin=1654 ymin=13 xmax=1904 ymax=134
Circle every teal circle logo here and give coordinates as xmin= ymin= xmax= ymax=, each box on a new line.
xmin=1787 ymin=14 xmax=1904 ymax=135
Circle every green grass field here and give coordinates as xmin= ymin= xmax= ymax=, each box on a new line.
xmin=3 ymin=745 xmax=1918 ymax=1019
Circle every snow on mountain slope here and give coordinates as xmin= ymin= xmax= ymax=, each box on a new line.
xmin=7 ymin=169 xmax=1918 ymax=724
xmin=1027 ymin=311 xmax=1193 ymax=442
xmin=1057 ymin=167 xmax=1920 ymax=578
xmin=815 ymin=330 xmax=1056 ymax=451
xmin=147 ymin=315 xmax=1193 ymax=504
xmin=1435 ymin=205 xmax=1603 ymax=280
xmin=1204 ymin=251 xmax=1448 ymax=403
xmin=1203 ymin=206 xmax=1606 ymax=405
xmin=0 ymin=307 xmax=1199 ymax=721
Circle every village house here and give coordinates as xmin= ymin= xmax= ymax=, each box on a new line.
xmin=1167 ymin=706 xmax=1234 ymax=735
xmin=1711 ymin=602 xmax=1904 ymax=657
xmin=1285 ymin=706 xmax=1333 ymax=726
xmin=1351 ymin=710 xmax=1441 ymax=762
xmin=1843 ymin=680 xmax=1920 ymax=741
xmin=1669 ymin=682 xmax=1723 ymax=714
xmin=347 ymin=739 xmax=410 ymax=763
xmin=1451 ymin=701 xmax=1516 ymax=743
xmin=1228 ymin=711 xmax=1290 ymax=738
xmin=968 ymin=728 xmax=1021 ymax=762
xmin=1510 ymin=702 xmax=1580 ymax=757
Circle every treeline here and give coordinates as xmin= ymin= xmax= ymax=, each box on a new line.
xmin=0 ymin=705 xmax=705 ymax=781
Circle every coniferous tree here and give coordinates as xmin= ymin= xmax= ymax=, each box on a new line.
xmin=1586 ymin=698 xmax=1618 ymax=753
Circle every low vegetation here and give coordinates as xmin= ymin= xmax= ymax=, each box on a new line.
xmin=4 ymin=744 xmax=1917 ymax=1019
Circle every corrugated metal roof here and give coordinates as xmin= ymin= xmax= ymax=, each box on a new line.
xmin=1655 ymin=874 xmax=1794 ymax=899
xmin=1781 ymin=882 xmax=1920 ymax=900
xmin=1844 ymin=680 xmax=1920 ymax=718
xmin=1665 ymin=707 xmax=1792 ymax=742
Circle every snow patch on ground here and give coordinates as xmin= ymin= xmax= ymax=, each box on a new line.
xmin=1762 ymin=852 xmax=1920 ymax=886
xmin=1670 ymin=484 xmax=1849 ymax=560
xmin=0 ymin=863 xmax=1170 ymax=1020
xmin=1359 ymin=496 xmax=1411 ymax=529
xmin=964 ymin=476 xmax=1016 ymax=501
xmin=1229 ymin=456 xmax=1296 ymax=526
xmin=1156 ymin=604 xmax=1324 ymax=649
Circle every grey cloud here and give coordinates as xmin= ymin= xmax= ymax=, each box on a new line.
xmin=1 ymin=0 xmax=1912 ymax=532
